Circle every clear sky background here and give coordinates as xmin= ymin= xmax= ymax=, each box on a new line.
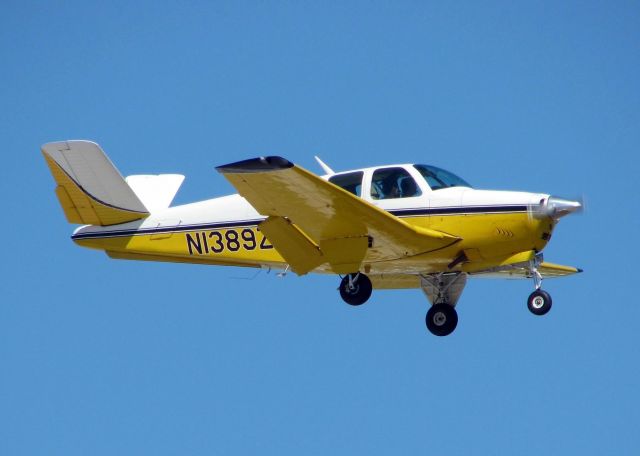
xmin=1 ymin=1 xmax=639 ymax=454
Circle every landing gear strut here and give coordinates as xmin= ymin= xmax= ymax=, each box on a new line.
xmin=527 ymin=258 xmax=552 ymax=316
xmin=339 ymin=273 xmax=372 ymax=306
xmin=421 ymin=273 xmax=466 ymax=336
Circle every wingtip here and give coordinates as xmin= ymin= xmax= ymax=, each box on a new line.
xmin=216 ymin=156 xmax=294 ymax=173
xmin=577 ymin=268 xmax=584 ymax=273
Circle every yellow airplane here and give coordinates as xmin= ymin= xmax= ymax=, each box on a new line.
xmin=42 ymin=140 xmax=582 ymax=336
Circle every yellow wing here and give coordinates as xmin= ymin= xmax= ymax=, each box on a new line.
xmin=470 ymin=261 xmax=583 ymax=279
xmin=366 ymin=260 xmax=581 ymax=291
xmin=216 ymin=156 xmax=460 ymax=274
xmin=366 ymin=260 xmax=582 ymax=290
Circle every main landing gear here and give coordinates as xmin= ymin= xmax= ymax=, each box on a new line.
xmin=426 ymin=304 xmax=458 ymax=337
xmin=527 ymin=260 xmax=552 ymax=316
xmin=339 ymin=273 xmax=372 ymax=306
xmin=421 ymin=273 xmax=465 ymax=337
xmin=338 ymin=272 xmax=461 ymax=336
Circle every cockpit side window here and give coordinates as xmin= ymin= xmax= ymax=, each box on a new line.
xmin=370 ymin=167 xmax=422 ymax=200
xmin=329 ymin=171 xmax=364 ymax=197
xmin=413 ymin=164 xmax=471 ymax=190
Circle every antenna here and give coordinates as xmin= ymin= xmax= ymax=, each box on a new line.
xmin=314 ymin=156 xmax=335 ymax=175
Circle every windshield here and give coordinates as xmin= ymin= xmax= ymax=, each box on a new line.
xmin=413 ymin=164 xmax=471 ymax=190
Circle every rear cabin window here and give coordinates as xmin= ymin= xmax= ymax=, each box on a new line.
xmin=329 ymin=171 xmax=363 ymax=197
xmin=370 ymin=167 xmax=422 ymax=200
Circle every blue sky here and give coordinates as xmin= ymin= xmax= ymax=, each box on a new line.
xmin=2 ymin=1 xmax=639 ymax=454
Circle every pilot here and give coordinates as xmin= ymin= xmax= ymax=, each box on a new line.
xmin=386 ymin=177 xmax=400 ymax=198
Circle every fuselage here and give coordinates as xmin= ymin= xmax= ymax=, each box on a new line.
xmin=71 ymin=162 xmax=556 ymax=275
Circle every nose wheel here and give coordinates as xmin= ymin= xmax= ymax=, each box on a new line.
xmin=527 ymin=289 xmax=552 ymax=315
xmin=339 ymin=273 xmax=372 ymax=306
xmin=425 ymin=304 xmax=458 ymax=336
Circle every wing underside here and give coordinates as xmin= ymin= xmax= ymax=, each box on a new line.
xmin=469 ymin=261 xmax=582 ymax=279
xmin=370 ymin=260 xmax=581 ymax=290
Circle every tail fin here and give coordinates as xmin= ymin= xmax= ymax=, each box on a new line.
xmin=42 ymin=140 xmax=150 ymax=226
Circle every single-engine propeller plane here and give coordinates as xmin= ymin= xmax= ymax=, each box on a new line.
xmin=42 ymin=140 xmax=582 ymax=336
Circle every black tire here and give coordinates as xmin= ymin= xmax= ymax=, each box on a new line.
xmin=339 ymin=273 xmax=372 ymax=306
xmin=425 ymin=304 xmax=458 ymax=336
xmin=527 ymin=289 xmax=552 ymax=316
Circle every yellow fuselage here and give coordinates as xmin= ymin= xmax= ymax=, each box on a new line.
xmin=74 ymin=211 xmax=553 ymax=275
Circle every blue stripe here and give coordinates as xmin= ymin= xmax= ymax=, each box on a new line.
xmin=390 ymin=205 xmax=528 ymax=217
xmin=72 ymin=218 xmax=265 ymax=240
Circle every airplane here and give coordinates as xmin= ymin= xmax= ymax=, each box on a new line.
xmin=42 ymin=140 xmax=583 ymax=336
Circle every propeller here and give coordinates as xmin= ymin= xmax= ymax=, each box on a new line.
xmin=528 ymin=195 xmax=584 ymax=220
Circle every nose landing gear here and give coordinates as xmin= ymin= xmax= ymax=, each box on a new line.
xmin=527 ymin=259 xmax=552 ymax=315
xmin=528 ymin=289 xmax=552 ymax=315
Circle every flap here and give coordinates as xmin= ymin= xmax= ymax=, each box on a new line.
xmin=258 ymin=216 xmax=323 ymax=275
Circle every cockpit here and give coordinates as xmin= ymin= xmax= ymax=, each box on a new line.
xmin=328 ymin=164 xmax=471 ymax=200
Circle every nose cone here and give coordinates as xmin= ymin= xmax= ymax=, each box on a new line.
xmin=546 ymin=196 xmax=583 ymax=218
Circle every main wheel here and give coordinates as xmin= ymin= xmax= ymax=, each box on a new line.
xmin=426 ymin=304 xmax=458 ymax=336
xmin=527 ymin=289 xmax=552 ymax=316
xmin=339 ymin=273 xmax=372 ymax=306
